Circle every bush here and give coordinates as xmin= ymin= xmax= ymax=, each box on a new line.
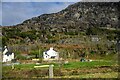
xmin=86 ymin=27 xmax=102 ymax=35
xmin=30 ymin=49 xmax=44 ymax=58
xmin=65 ymin=31 xmax=78 ymax=35
xmin=45 ymin=39 xmax=56 ymax=43
xmin=2 ymin=36 xmax=9 ymax=46
xmin=16 ymin=55 xmax=27 ymax=60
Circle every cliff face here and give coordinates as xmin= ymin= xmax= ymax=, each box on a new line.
xmin=2 ymin=2 xmax=120 ymax=45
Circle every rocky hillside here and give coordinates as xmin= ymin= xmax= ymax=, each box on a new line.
xmin=2 ymin=2 xmax=120 ymax=46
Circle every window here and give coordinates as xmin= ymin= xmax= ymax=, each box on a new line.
xmin=51 ymin=56 xmax=55 ymax=59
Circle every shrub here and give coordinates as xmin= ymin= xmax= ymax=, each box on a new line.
xmin=16 ymin=55 xmax=27 ymax=60
xmin=65 ymin=31 xmax=78 ymax=35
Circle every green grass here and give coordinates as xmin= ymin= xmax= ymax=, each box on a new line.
xmin=2 ymin=60 xmax=118 ymax=78
xmin=63 ymin=61 xmax=117 ymax=69
xmin=3 ymin=64 xmax=35 ymax=71
xmin=3 ymin=60 xmax=117 ymax=71
xmin=58 ymin=72 xmax=118 ymax=78
xmin=3 ymin=63 xmax=59 ymax=71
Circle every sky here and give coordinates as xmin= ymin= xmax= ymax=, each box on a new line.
xmin=1 ymin=2 xmax=75 ymax=26
xmin=1 ymin=0 xmax=81 ymax=2
xmin=1 ymin=0 xmax=118 ymax=26
xmin=0 ymin=2 xmax=2 ymax=26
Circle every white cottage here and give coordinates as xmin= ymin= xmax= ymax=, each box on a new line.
xmin=2 ymin=46 xmax=14 ymax=62
xmin=43 ymin=47 xmax=59 ymax=60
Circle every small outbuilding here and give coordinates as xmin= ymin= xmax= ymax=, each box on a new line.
xmin=2 ymin=46 xmax=14 ymax=62
xmin=43 ymin=47 xmax=59 ymax=60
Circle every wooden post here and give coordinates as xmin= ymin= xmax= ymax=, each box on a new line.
xmin=12 ymin=63 xmax=14 ymax=70
xmin=34 ymin=64 xmax=54 ymax=78
xmin=39 ymin=48 xmax=40 ymax=58
xmin=49 ymin=64 xmax=54 ymax=78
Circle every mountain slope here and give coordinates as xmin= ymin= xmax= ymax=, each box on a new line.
xmin=2 ymin=2 xmax=120 ymax=45
xmin=19 ymin=2 xmax=119 ymax=29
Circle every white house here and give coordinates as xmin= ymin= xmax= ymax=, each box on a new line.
xmin=43 ymin=47 xmax=59 ymax=60
xmin=2 ymin=46 xmax=14 ymax=62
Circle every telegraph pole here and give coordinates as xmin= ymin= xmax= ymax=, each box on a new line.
xmin=116 ymin=39 xmax=120 ymax=78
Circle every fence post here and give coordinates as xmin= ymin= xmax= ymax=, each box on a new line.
xmin=49 ymin=64 xmax=54 ymax=78
xmin=12 ymin=63 xmax=14 ymax=70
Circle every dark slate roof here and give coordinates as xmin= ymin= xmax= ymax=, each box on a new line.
xmin=45 ymin=51 xmax=49 ymax=56
xmin=5 ymin=51 xmax=13 ymax=56
xmin=3 ymin=47 xmax=8 ymax=52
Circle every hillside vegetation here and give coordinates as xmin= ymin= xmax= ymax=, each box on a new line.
xmin=1 ymin=2 xmax=120 ymax=60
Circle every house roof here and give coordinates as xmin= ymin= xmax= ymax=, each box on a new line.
xmin=3 ymin=46 xmax=14 ymax=56
xmin=44 ymin=47 xmax=58 ymax=56
xmin=5 ymin=51 xmax=13 ymax=56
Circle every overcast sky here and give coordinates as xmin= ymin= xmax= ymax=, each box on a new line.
xmin=1 ymin=2 xmax=75 ymax=26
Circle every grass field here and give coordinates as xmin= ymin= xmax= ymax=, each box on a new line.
xmin=2 ymin=60 xmax=117 ymax=70
xmin=2 ymin=60 xmax=118 ymax=79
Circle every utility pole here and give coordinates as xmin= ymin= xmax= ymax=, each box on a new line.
xmin=39 ymin=48 xmax=40 ymax=58
xmin=117 ymin=40 xmax=120 ymax=52
xmin=116 ymin=39 xmax=120 ymax=78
